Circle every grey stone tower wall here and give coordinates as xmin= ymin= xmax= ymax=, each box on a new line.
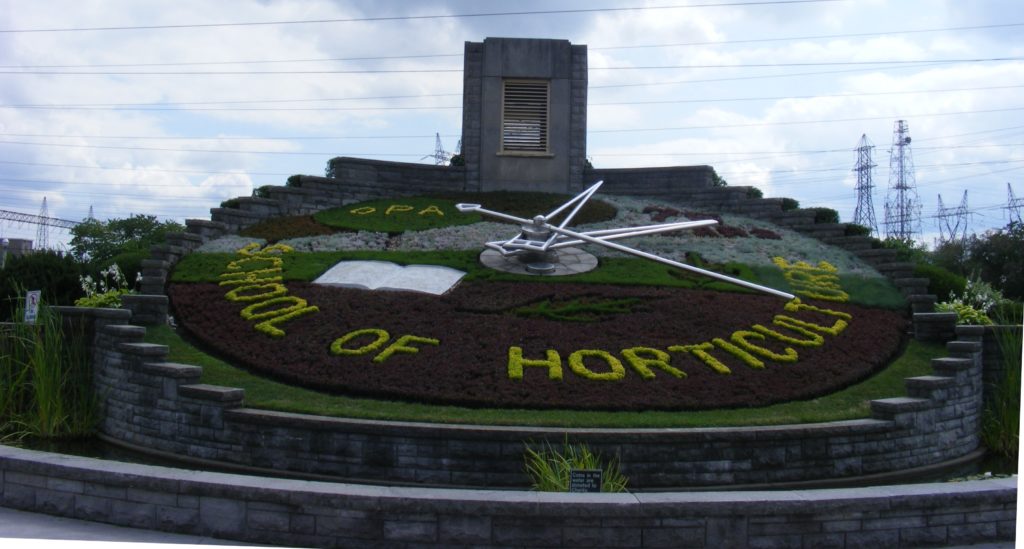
xmin=461 ymin=38 xmax=588 ymax=193
xmin=461 ymin=41 xmax=484 ymax=192
xmin=568 ymin=44 xmax=588 ymax=192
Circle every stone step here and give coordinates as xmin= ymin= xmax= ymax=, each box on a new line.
xmin=185 ymin=218 xmax=228 ymax=240
xmin=874 ymin=261 xmax=915 ymax=279
xmin=821 ymin=235 xmax=874 ymax=251
xmin=855 ymin=248 xmax=900 ymax=263
xmin=895 ymin=277 xmax=930 ymax=296
xmin=907 ymin=294 xmax=937 ymax=314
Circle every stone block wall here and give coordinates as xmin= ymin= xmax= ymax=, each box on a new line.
xmin=71 ymin=304 xmax=992 ymax=490
xmin=0 ymin=444 xmax=1014 ymax=548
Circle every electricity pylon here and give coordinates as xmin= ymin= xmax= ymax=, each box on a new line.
xmin=935 ymin=190 xmax=969 ymax=244
xmin=883 ymin=120 xmax=921 ymax=241
xmin=852 ymin=134 xmax=878 ymax=234
xmin=1006 ymin=183 xmax=1023 ymax=223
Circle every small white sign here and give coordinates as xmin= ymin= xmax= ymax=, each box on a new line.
xmin=24 ymin=290 xmax=41 ymax=324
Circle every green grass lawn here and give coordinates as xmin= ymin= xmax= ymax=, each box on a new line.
xmin=145 ymin=324 xmax=943 ymax=428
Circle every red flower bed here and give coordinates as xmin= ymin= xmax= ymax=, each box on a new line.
xmin=168 ymin=281 xmax=907 ymax=411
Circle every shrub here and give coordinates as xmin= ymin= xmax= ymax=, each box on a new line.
xmin=74 ymin=263 xmax=135 ymax=308
xmin=449 ymin=154 xmax=465 ymax=167
xmin=780 ymin=197 xmax=800 ymax=211
xmin=287 ymin=174 xmax=302 ymax=187
xmin=914 ymin=263 xmax=966 ymax=300
xmin=844 ymin=224 xmax=872 ymax=237
xmin=937 ymin=276 xmax=1004 ymax=325
xmin=935 ymin=301 xmax=992 ymax=325
xmin=220 ymin=198 xmax=241 ymax=209
xmin=966 ymin=221 xmax=1024 ymax=301
xmin=881 ymin=237 xmax=929 ymax=263
xmin=108 ymin=249 xmax=148 ymax=285
xmin=957 ymin=277 xmax=1004 ymax=315
xmin=746 ymin=187 xmax=763 ymax=199
xmin=807 ymin=207 xmax=839 ymax=224
xmin=253 ymin=185 xmax=274 ymax=199
xmin=524 ymin=440 xmax=628 ymax=492
xmin=710 ymin=172 xmax=728 ymax=187
xmin=0 ymin=251 xmax=85 ymax=320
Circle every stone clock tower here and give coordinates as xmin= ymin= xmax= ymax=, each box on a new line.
xmin=460 ymin=37 xmax=588 ymax=193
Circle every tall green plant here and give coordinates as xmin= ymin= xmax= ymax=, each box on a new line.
xmin=524 ymin=439 xmax=628 ymax=492
xmin=981 ymin=321 xmax=1022 ymax=461
xmin=0 ymin=294 xmax=96 ymax=441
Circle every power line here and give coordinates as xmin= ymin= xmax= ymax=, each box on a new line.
xmin=7 ymin=22 xmax=1019 ymax=69
xmin=591 ymin=22 xmax=1024 ymax=51
xmin=3 ymin=56 xmax=1020 ymax=76
xmin=0 ymin=159 xmax=293 ymax=177
xmin=7 ymin=83 xmax=1021 ymax=112
xmin=0 ymin=93 xmax=462 ymax=109
xmin=0 ymin=1 xmax=847 ymax=33
xmin=589 ymin=106 xmax=1024 ymax=134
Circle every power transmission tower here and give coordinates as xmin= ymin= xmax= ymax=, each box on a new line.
xmin=87 ymin=205 xmax=95 ymax=221
xmin=1006 ymin=183 xmax=1023 ymax=223
xmin=0 ymin=208 xmax=79 ymax=230
xmin=852 ymin=134 xmax=878 ymax=234
xmin=422 ymin=133 xmax=450 ymax=165
xmin=36 ymin=197 xmax=50 ymax=250
xmin=935 ymin=190 xmax=969 ymax=244
xmin=883 ymin=120 xmax=921 ymax=241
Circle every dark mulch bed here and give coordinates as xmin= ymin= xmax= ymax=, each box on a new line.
xmin=169 ymin=281 xmax=906 ymax=411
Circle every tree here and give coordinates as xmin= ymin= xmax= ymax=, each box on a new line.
xmin=70 ymin=214 xmax=184 ymax=267
xmin=966 ymin=221 xmax=1024 ymax=301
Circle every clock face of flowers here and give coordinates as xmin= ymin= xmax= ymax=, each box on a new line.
xmin=168 ymin=242 xmax=907 ymax=411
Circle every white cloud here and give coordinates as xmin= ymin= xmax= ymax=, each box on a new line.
xmin=1 ymin=0 xmax=1022 ymax=249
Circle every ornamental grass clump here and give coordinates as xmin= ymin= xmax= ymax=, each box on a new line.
xmin=1 ymin=294 xmax=96 ymax=442
xmin=524 ymin=439 xmax=628 ymax=492
xmin=981 ymin=311 xmax=1022 ymax=461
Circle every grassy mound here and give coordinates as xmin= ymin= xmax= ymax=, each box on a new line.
xmin=314 ymin=197 xmax=481 ymax=232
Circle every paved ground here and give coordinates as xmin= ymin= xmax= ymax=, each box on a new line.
xmin=0 ymin=506 xmax=274 ymax=547
xmin=0 ymin=505 xmax=1014 ymax=548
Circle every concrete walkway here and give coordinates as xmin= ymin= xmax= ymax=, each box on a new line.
xmin=0 ymin=505 xmax=1013 ymax=548
xmin=0 ymin=506 xmax=276 ymax=547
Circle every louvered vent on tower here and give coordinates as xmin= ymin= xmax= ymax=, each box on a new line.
xmin=501 ymin=80 xmax=550 ymax=153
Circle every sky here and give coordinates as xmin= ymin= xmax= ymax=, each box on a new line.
xmin=1 ymin=0 xmax=1022 ymax=251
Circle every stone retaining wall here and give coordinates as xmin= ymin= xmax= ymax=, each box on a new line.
xmin=0 ymin=444 xmax=1014 ymax=548
xmin=58 ymin=304 xmax=992 ymax=490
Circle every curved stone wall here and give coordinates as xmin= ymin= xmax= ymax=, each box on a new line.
xmin=0 ymin=444 xmax=1014 ymax=547
xmin=58 ymin=306 xmax=990 ymax=490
